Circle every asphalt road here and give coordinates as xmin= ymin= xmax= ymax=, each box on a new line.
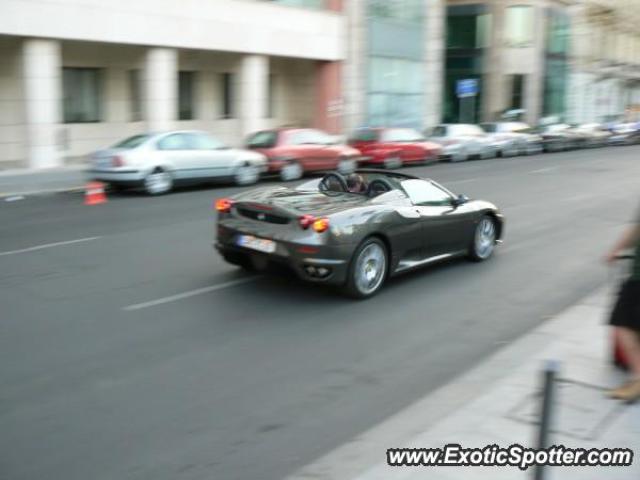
xmin=1 ymin=146 xmax=639 ymax=480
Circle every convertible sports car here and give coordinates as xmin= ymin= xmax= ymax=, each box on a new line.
xmin=214 ymin=170 xmax=504 ymax=298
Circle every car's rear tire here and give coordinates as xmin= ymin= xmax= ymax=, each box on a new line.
xmin=280 ymin=161 xmax=303 ymax=182
xmin=345 ymin=237 xmax=388 ymax=299
xmin=468 ymin=215 xmax=497 ymax=262
xmin=383 ymin=155 xmax=402 ymax=169
xmin=143 ymin=168 xmax=173 ymax=195
xmin=234 ymin=163 xmax=259 ymax=186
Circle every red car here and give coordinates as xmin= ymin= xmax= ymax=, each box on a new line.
xmin=349 ymin=127 xmax=441 ymax=168
xmin=245 ymin=128 xmax=361 ymax=181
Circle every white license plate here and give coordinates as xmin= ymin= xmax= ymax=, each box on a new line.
xmin=237 ymin=235 xmax=276 ymax=253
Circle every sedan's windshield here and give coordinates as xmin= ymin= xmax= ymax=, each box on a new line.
xmin=380 ymin=129 xmax=425 ymax=142
xmin=111 ymin=134 xmax=151 ymax=149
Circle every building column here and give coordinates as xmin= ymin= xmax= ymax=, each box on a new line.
xmin=144 ymin=48 xmax=177 ymax=131
xmin=525 ymin=5 xmax=545 ymax=125
xmin=239 ymin=54 xmax=268 ymax=137
xmin=484 ymin=1 xmax=508 ymax=121
xmin=424 ymin=0 xmax=445 ymax=128
xmin=343 ymin=0 xmax=367 ymax=133
xmin=23 ymin=38 xmax=62 ymax=169
xmin=314 ymin=61 xmax=342 ymax=134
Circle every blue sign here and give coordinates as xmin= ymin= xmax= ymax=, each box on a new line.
xmin=456 ymin=79 xmax=478 ymax=98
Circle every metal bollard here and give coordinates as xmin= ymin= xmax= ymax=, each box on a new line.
xmin=533 ymin=360 xmax=560 ymax=480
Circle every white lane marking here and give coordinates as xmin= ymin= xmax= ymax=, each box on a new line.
xmin=529 ymin=166 xmax=559 ymax=174
xmin=123 ymin=276 xmax=261 ymax=311
xmin=0 ymin=236 xmax=101 ymax=257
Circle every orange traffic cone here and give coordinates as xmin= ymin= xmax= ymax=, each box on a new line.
xmin=84 ymin=181 xmax=107 ymax=205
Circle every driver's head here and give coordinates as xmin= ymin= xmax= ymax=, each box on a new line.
xmin=346 ymin=174 xmax=365 ymax=193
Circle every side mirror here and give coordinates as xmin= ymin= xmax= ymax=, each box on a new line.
xmin=451 ymin=194 xmax=469 ymax=207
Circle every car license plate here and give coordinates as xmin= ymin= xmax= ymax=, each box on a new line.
xmin=237 ymin=235 xmax=276 ymax=253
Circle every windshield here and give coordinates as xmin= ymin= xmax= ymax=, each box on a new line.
xmin=380 ymin=129 xmax=425 ymax=142
xmin=247 ymin=131 xmax=278 ymax=149
xmin=111 ymin=134 xmax=151 ymax=149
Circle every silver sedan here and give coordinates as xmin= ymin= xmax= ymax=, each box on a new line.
xmin=89 ymin=130 xmax=267 ymax=195
xmin=426 ymin=124 xmax=496 ymax=162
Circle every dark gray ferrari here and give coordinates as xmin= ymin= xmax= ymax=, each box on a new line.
xmin=214 ymin=170 xmax=504 ymax=298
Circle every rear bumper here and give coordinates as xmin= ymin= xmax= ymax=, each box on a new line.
xmin=215 ymin=225 xmax=352 ymax=285
xmin=90 ymin=169 xmax=145 ymax=185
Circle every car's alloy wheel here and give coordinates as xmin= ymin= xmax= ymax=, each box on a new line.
xmin=144 ymin=169 xmax=173 ymax=195
xmin=470 ymin=216 xmax=497 ymax=261
xmin=337 ymin=158 xmax=356 ymax=175
xmin=346 ymin=238 xmax=388 ymax=298
xmin=480 ymin=146 xmax=495 ymax=160
xmin=280 ymin=161 xmax=303 ymax=182
xmin=383 ymin=156 xmax=402 ymax=169
xmin=452 ymin=149 xmax=468 ymax=162
xmin=234 ymin=163 xmax=259 ymax=186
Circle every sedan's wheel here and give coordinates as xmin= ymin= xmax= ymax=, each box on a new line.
xmin=480 ymin=146 xmax=495 ymax=160
xmin=452 ymin=149 xmax=468 ymax=162
xmin=280 ymin=161 xmax=303 ymax=182
xmin=143 ymin=169 xmax=173 ymax=195
xmin=234 ymin=163 xmax=259 ymax=186
xmin=526 ymin=142 xmax=542 ymax=155
xmin=337 ymin=157 xmax=356 ymax=175
xmin=383 ymin=156 xmax=402 ymax=169
xmin=469 ymin=216 xmax=497 ymax=261
xmin=346 ymin=238 xmax=388 ymax=299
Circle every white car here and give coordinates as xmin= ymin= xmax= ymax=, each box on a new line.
xmin=426 ymin=124 xmax=496 ymax=162
xmin=480 ymin=122 xmax=544 ymax=156
xmin=89 ymin=130 xmax=268 ymax=194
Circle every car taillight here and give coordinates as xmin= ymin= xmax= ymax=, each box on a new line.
xmin=312 ymin=218 xmax=330 ymax=233
xmin=299 ymin=214 xmax=315 ymax=229
xmin=112 ymin=155 xmax=125 ymax=167
xmin=215 ymin=198 xmax=234 ymax=213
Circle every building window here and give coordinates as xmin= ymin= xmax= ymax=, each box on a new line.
xmin=128 ymin=70 xmax=142 ymax=122
xmin=369 ymin=0 xmax=424 ymax=25
xmin=367 ymin=57 xmax=424 ymax=128
xmin=265 ymin=0 xmax=322 ymax=9
xmin=505 ymin=6 xmax=534 ymax=47
xmin=220 ymin=73 xmax=234 ymax=119
xmin=178 ymin=71 xmax=196 ymax=121
xmin=510 ymin=74 xmax=525 ymax=110
xmin=63 ymin=68 xmax=102 ymax=123
xmin=447 ymin=8 xmax=491 ymax=49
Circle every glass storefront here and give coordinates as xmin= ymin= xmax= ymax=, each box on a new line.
xmin=444 ymin=5 xmax=489 ymax=123
xmin=265 ymin=0 xmax=323 ymax=9
xmin=365 ymin=0 xmax=425 ymax=128
xmin=543 ymin=9 xmax=570 ymax=118
xmin=505 ymin=5 xmax=534 ymax=48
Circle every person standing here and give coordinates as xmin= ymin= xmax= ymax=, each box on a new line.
xmin=606 ymin=207 xmax=640 ymax=401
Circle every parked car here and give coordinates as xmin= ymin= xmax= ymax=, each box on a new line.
xmin=425 ymin=124 xmax=496 ymax=162
xmin=215 ymin=169 xmax=503 ymax=298
xmin=245 ymin=128 xmax=360 ymax=181
xmin=536 ymin=124 xmax=584 ymax=152
xmin=608 ymin=123 xmax=640 ymax=146
xmin=479 ymin=122 xmax=544 ymax=156
xmin=348 ymin=127 xmax=441 ymax=168
xmin=89 ymin=130 xmax=267 ymax=195
xmin=570 ymin=123 xmax=612 ymax=148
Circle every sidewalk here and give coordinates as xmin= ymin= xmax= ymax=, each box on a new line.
xmin=289 ymin=287 xmax=640 ymax=480
xmin=0 ymin=165 xmax=88 ymax=198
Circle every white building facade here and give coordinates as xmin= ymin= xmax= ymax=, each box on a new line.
xmin=566 ymin=0 xmax=640 ymax=124
xmin=0 ymin=0 xmax=345 ymax=169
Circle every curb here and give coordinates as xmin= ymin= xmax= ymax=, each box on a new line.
xmin=286 ymin=287 xmax=617 ymax=480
